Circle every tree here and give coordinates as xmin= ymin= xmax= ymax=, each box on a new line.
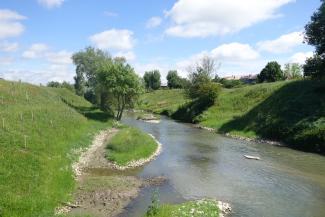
xmin=47 ymin=81 xmax=74 ymax=91
xmin=143 ymin=70 xmax=161 ymax=90
xmin=166 ymin=70 xmax=189 ymax=89
xmin=283 ymin=63 xmax=303 ymax=80
xmin=47 ymin=81 xmax=61 ymax=88
xmin=97 ymin=58 xmax=143 ymax=120
xmin=303 ymin=0 xmax=325 ymax=79
xmin=303 ymin=55 xmax=325 ymax=79
xmin=257 ymin=61 xmax=284 ymax=83
xmin=305 ymin=0 xmax=325 ymax=57
xmin=72 ymin=47 xmax=110 ymax=96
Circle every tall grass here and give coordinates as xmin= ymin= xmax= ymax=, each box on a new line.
xmin=0 ymin=80 xmax=112 ymax=217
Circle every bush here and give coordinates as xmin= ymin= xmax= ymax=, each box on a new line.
xmin=303 ymin=55 xmax=325 ymax=80
xmin=258 ymin=61 xmax=284 ymax=83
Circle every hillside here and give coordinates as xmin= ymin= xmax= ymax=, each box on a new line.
xmin=139 ymin=80 xmax=325 ymax=153
xmin=137 ymin=89 xmax=188 ymax=115
xmin=0 ymin=80 xmax=112 ymax=217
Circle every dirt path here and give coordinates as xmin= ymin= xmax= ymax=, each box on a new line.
xmin=56 ymin=128 xmax=166 ymax=217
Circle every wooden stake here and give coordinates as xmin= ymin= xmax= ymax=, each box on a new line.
xmin=24 ymin=135 xmax=27 ymax=149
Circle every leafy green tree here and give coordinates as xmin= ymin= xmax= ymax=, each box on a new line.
xmin=303 ymin=0 xmax=325 ymax=79
xmin=97 ymin=58 xmax=143 ymax=120
xmin=47 ymin=81 xmax=61 ymax=88
xmin=47 ymin=81 xmax=74 ymax=91
xmin=303 ymin=55 xmax=325 ymax=79
xmin=72 ymin=47 xmax=109 ymax=96
xmin=143 ymin=70 xmax=161 ymax=90
xmin=166 ymin=70 xmax=189 ymax=89
xmin=257 ymin=61 xmax=284 ymax=83
xmin=283 ymin=63 xmax=303 ymax=80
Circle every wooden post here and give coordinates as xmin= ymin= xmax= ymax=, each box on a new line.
xmin=24 ymin=135 xmax=27 ymax=149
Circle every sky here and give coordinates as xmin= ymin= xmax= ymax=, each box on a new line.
xmin=0 ymin=0 xmax=321 ymax=84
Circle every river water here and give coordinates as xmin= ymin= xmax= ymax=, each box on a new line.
xmin=119 ymin=115 xmax=325 ymax=217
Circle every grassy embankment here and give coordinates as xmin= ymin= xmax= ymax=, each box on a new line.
xmin=106 ymin=127 xmax=158 ymax=166
xmin=145 ymin=199 xmax=220 ymax=217
xmin=0 ymin=80 xmax=113 ymax=217
xmin=138 ymin=80 xmax=325 ymax=153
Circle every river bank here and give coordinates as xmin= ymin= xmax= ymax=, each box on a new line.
xmin=56 ymin=128 xmax=165 ymax=217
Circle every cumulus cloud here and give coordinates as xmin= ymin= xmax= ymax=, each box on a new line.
xmin=22 ymin=43 xmax=49 ymax=59
xmin=38 ymin=0 xmax=65 ymax=9
xmin=211 ymin=43 xmax=260 ymax=61
xmin=89 ymin=29 xmax=135 ymax=50
xmin=115 ymin=51 xmax=136 ymax=61
xmin=146 ymin=17 xmax=162 ymax=28
xmin=165 ymin=0 xmax=294 ymax=37
xmin=257 ymin=31 xmax=304 ymax=53
xmin=0 ymin=9 xmax=26 ymax=39
xmin=0 ymin=41 xmax=18 ymax=52
xmin=175 ymin=42 xmax=261 ymax=77
xmin=46 ymin=50 xmax=72 ymax=64
xmin=289 ymin=51 xmax=313 ymax=64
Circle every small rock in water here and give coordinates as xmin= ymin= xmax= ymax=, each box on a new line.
xmin=244 ymin=155 xmax=260 ymax=160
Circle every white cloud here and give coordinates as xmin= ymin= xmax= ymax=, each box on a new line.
xmin=0 ymin=56 xmax=14 ymax=65
xmin=0 ymin=9 xmax=26 ymax=39
xmin=257 ymin=31 xmax=303 ymax=53
xmin=22 ymin=43 xmax=49 ymax=59
xmin=115 ymin=51 xmax=136 ymax=61
xmin=175 ymin=42 xmax=261 ymax=77
xmin=38 ymin=0 xmax=65 ymax=9
xmin=165 ymin=0 xmax=294 ymax=37
xmin=146 ymin=17 xmax=162 ymax=28
xmin=0 ymin=41 xmax=18 ymax=52
xmin=211 ymin=43 xmax=260 ymax=61
xmin=289 ymin=51 xmax=313 ymax=64
xmin=46 ymin=50 xmax=72 ymax=64
xmin=89 ymin=29 xmax=135 ymax=50
xmin=1 ymin=65 xmax=74 ymax=84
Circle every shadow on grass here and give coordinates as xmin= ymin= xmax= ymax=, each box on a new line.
xmin=60 ymin=98 xmax=113 ymax=122
xmin=171 ymin=99 xmax=214 ymax=123
xmin=219 ymin=80 xmax=325 ymax=154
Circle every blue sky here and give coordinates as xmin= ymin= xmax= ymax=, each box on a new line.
xmin=0 ymin=0 xmax=320 ymax=84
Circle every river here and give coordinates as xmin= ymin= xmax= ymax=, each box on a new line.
xmin=118 ymin=115 xmax=325 ymax=217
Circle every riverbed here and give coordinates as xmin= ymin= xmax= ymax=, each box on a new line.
xmin=117 ymin=115 xmax=325 ymax=217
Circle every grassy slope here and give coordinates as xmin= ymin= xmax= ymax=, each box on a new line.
xmin=138 ymin=89 xmax=188 ymax=115
xmin=106 ymin=127 xmax=158 ymax=166
xmin=0 ymin=80 xmax=112 ymax=217
xmin=139 ymin=80 xmax=325 ymax=153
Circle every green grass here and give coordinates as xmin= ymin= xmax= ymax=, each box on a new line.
xmin=0 ymin=80 xmax=112 ymax=217
xmin=145 ymin=199 xmax=220 ymax=217
xmin=139 ymin=80 xmax=325 ymax=153
xmin=106 ymin=127 xmax=158 ymax=166
xmin=137 ymin=89 xmax=188 ymax=115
